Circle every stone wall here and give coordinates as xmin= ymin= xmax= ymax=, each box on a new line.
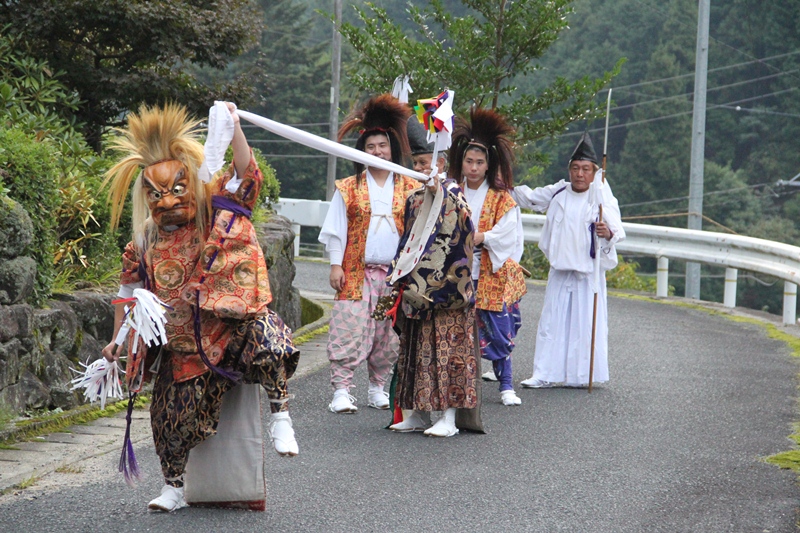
xmin=0 ymin=204 xmax=300 ymax=416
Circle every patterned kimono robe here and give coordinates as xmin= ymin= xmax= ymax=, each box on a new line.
xmin=390 ymin=180 xmax=483 ymax=430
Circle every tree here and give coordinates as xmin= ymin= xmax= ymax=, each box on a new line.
xmin=335 ymin=0 xmax=622 ymax=150
xmin=248 ymin=0 xmax=334 ymax=200
xmin=0 ymin=0 xmax=262 ymax=151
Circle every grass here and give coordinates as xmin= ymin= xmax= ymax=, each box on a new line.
xmin=55 ymin=464 xmax=83 ymax=474
xmin=0 ymin=402 xmax=16 ymax=433
xmin=0 ymin=474 xmax=39 ymax=495
xmin=609 ymin=290 xmax=800 ymax=472
xmin=293 ymin=325 xmax=328 ymax=346
xmin=1 ymin=394 xmax=150 ymax=447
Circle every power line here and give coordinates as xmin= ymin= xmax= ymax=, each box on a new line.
xmin=619 ymin=182 xmax=771 ymax=209
xmin=603 ymin=50 xmax=800 ymax=93
xmin=716 ymin=105 xmax=800 ymax=119
xmin=609 ymin=69 xmax=799 ymax=112
xmin=558 ymin=87 xmax=798 ymax=138
xmin=631 ymin=0 xmax=800 ymax=86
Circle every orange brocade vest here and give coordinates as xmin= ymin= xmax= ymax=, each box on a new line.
xmin=475 ymin=188 xmax=528 ymax=312
xmin=335 ymin=173 xmax=420 ymax=301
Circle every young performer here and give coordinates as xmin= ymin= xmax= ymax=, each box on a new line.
xmin=513 ymin=133 xmax=624 ymax=388
xmin=451 ymin=108 xmax=526 ymax=406
xmin=385 ymin=115 xmax=482 ymax=437
xmin=102 ymin=102 xmax=299 ymax=512
xmin=318 ymin=95 xmax=420 ymax=413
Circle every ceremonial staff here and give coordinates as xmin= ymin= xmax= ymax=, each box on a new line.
xmin=589 ymin=89 xmax=612 ymax=393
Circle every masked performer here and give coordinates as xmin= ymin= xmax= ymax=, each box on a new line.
xmin=318 ymin=95 xmax=420 ymax=414
xmin=102 ymin=102 xmax=299 ymax=512
xmin=513 ymin=133 xmax=624 ymax=388
xmin=450 ymin=108 xmax=526 ymax=406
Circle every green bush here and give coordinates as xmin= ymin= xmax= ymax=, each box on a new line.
xmin=0 ymin=126 xmax=60 ymax=303
xmin=606 ymin=256 xmax=665 ymax=294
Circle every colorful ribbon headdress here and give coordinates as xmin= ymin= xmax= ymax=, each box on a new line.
xmin=414 ymin=89 xmax=455 ymax=157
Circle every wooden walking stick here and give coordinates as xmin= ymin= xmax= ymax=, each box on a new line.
xmin=589 ymin=89 xmax=612 ymax=394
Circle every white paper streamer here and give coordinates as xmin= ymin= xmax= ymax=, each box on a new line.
xmin=236 ymin=110 xmax=431 ymax=183
xmin=199 ymin=101 xmax=236 ymax=183
xmin=70 ymin=358 xmax=125 ymax=409
xmin=114 ymin=288 xmax=171 ymax=354
xmin=428 ymin=90 xmax=455 ymax=154
xmin=391 ymin=75 xmax=413 ymax=104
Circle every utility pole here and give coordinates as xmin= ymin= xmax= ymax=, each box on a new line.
xmin=685 ymin=0 xmax=710 ymax=299
xmin=326 ymin=0 xmax=342 ymax=201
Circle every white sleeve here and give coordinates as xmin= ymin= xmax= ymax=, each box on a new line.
xmin=599 ymin=180 xmax=625 ymax=250
xmin=511 ymin=180 xmax=567 ymax=212
xmin=318 ymin=190 xmax=348 ymax=266
xmin=117 ymin=281 xmax=144 ymax=299
xmin=482 ymin=208 xmax=518 ymax=273
xmin=224 ymin=168 xmax=242 ymax=194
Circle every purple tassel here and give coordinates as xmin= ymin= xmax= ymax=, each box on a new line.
xmin=118 ymin=393 xmax=141 ymax=487
xmin=193 ymin=291 xmax=242 ymax=382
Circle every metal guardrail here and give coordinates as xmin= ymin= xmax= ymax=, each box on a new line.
xmin=275 ymin=198 xmax=800 ymax=325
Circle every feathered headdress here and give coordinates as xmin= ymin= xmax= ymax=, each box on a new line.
xmin=448 ymin=107 xmax=515 ymax=190
xmin=103 ymin=103 xmax=208 ymax=243
xmin=338 ymin=94 xmax=411 ymax=179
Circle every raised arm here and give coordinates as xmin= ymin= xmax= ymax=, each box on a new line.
xmin=226 ymin=102 xmax=251 ymax=179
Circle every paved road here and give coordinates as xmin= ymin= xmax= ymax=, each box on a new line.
xmin=1 ymin=260 xmax=798 ymax=532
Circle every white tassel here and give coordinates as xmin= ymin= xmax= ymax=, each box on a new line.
xmin=70 ymin=358 xmax=125 ymax=409
xmin=115 ymin=288 xmax=171 ymax=354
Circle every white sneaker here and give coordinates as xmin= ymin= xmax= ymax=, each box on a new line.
xmin=328 ymin=389 xmax=358 ymax=413
xmin=424 ymin=408 xmax=458 ymax=438
xmin=501 ymin=390 xmax=522 ymax=406
xmin=269 ymin=412 xmax=299 ymax=456
xmin=389 ymin=410 xmax=431 ymax=432
xmin=368 ymin=384 xmax=390 ymax=410
xmin=148 ymin=484 xmax=187 ymax=512
xmin=481 ymin=370 xmax=498 ymax=382
xmin=520 ymin=378 xmax=558 ymax=389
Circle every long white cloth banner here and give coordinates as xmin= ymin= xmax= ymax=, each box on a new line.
xmin=237 ymin=110 xmax=430 ymax=183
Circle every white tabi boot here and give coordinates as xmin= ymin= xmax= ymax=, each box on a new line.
xmin=269 ymin=411 xmax=299 ymax=456
xmin=501 ymin=389 xmax=522 ymax=406
xmin=423 ymin=408 xmax=458 ymax=437
xmin=367 ymin=383 xmax=390 ymax=410
xmin=328 ymin=388 xmax=358 ymax=413
xmin=389 ymin=410 xmax=432 ymax=432
xmin=148 ymin=484 xmax=188 ymax=512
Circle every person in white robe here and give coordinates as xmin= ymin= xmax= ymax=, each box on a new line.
xmin=512 ymin=132 xmax=625 ymax=388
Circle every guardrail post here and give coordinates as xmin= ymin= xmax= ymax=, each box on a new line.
xmin=783 ymin=282 xmax=797 ymax=326
xmin=723 ymin=268 xmax=737 ymax=308
xmin=657 ymin=257 xmax=669 ymax=297
xmin=292 ymin=223 xmax=301 ymax=258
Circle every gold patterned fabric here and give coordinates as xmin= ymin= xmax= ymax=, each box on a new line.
xmin=118 ymin=156 xmax=285 ymax=387
xmin=121 ymin=223 xmax=232 ymax=387
xmin=185 ymin=156 xmax=272 ymax=319
xmin=395 ymin=308 xmax=478 ymax=411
